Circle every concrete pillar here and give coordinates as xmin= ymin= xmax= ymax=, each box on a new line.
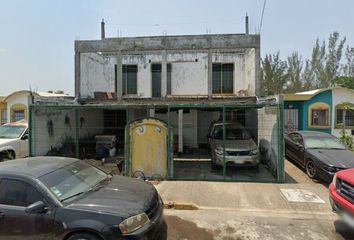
xmin=101 ymin=19 xmax=105 ymax=39
xmin=149 ymin=109 xmax=155 ymax=117
xmin=116 ymin=51 xmax=123 ymax=99
xmin=245 ymin=14 xmax=249 ymax=35
xmin=161 ymin=50 xmax=167 ymax=98
xmin=178 ymin=109 xmax=183 ymax=153
xmin=255 ymin=47 xmax=261 ymax=96
xmin=207 ymin=49 xmax=213 ymax=99
xmin=74 ymin=52 xmax=81 ymax=97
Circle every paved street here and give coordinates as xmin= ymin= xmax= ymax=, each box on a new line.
xmin=158 ymin=160 xmax=354 ymax=240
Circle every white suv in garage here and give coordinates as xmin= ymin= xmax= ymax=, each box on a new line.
xmin=0 ymin=120 xmax=29 ymax=161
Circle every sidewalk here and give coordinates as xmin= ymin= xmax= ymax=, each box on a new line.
xmin=155 ymin=181 xmax=335 ymax=217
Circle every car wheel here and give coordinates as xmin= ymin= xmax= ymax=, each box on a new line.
xmin=67 ymin=233 xmax=101 ymax=240
xmin=2 ymin=151 xmax=15 ymax=161
xmin=305 ymin=160 xmax=317 ymax=179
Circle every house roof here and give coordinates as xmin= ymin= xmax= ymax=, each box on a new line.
xmin=3 ymin=90 xmax=72 ymax=102
xmin=283 ymin=87 xmax=354 ymax=101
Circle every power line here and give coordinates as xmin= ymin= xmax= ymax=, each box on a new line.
xmin=259 ymin=0 xmax=267 ymax=33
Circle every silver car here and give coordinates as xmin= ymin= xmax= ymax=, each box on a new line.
xmin=207 ymin=122 xmax=259 ymax=168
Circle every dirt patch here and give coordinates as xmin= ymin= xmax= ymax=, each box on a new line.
xmin=166 ymin=215 xmax=214 ymax=240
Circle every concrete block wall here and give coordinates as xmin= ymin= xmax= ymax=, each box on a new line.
xmin=32 ymin=108 xmax=104 ymax=156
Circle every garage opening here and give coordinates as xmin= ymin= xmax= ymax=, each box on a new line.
xmin=29 ymin=97 xmax=284 ymax=183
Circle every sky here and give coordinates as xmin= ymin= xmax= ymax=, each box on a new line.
xmin=0 ymin=0 xmax=354 ymax=96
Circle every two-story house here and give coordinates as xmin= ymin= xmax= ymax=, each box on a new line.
xmin=29 ymin=23 xmax=284 ymax=182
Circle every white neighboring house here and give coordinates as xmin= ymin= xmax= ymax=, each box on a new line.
xmin=0 ymin=90 xmax=72 ymax=125
xmin=0 ymin=120 xmax=28 ymax=160
xmin=0 ymin=90 xmax=73 ymax=159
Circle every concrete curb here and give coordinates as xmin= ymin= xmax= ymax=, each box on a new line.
xmin=164 ymin=201 xmax=199 ymax=210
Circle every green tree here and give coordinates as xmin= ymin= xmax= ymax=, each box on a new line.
xmin=261 ymin=52 xmax=288 ymax=96
xmin=342 ymin=46 xmax=354 ymax=77
xmin=334 ymin=76 xmax=354 ymax=89
xmin=301 ymin=32 xmax=345 ymax=89
xmin=302 ymin=59 xmax=315 ymax=90
xmin=285 ymin=52 xmax=303 ymax=92
xmin=325 ymin=32 xmax=346 ymax=87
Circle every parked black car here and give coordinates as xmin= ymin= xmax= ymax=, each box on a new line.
xmin=0 ymin=157 xmax=167 ymax=240
xmin=285 ymin=131 xmax=354 ymax=182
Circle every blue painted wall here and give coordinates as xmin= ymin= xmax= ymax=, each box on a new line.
xmin=285 ymin=89 xmax=332 ymax=133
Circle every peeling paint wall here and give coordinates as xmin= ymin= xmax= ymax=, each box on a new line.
xmin=258 ymin=107 xmax=280 ymax=177
xmin=80 ymin=53 xmax=116 ymax=98
xmin=80 ymin=49 xmax=258 ymax=98
xmin=244 ymin=49 xmax=257 ymax=96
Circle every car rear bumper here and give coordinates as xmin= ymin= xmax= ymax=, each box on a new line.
xmin=215 ymin=154 xmax=260 ymax=166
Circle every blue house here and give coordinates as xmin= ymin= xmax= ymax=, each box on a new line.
xmin=284 ymin=87 xmax=354 ymax=137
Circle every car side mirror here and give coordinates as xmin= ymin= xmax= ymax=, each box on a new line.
xmin=21 ymin=133 xmax=29 ymax=140
xmin=25 ymin=201 xmax=48 ymax=214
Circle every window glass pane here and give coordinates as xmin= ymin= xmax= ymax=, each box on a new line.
xmin=346 ymin=110 xmax=354 ymax=127
xmin=311 ymin=109 xmax=328 ymax=126
xmin=336 ymin=109 xmax=343 ymax=124
xmin=0 ymin=180 xmax=42 ymax=207
xmin=222 ymin=64 xmax=234 ymax=93
xmin=13 ymin=110 xmax=25 ymax=122
xmin=1 ymin=109 xmax=6 ymax=124
xmin=212 ymin=64 xmax=222 ymax=93
xmin=122 ymin=65 xmax=137 ymax=95
xmin=151 ymin=64 xmax=161 ymax=98
xmin=167 ymin=64 xmax=172 ymax=95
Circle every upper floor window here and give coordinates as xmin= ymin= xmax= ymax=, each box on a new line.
xmin=212 ymin=63 xmax=234 ymax=94
xmin=308 ymin=102 xmax=330 ymax=128
xmin=122 ymin=65 xmax=137 ymax=95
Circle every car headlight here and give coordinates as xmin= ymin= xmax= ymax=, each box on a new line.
xmin=250 ymin=148 xmax=259 ymax=155
xmin=119 ymin=213 xmax=150 ymax=234
xmin=215 ymin=147 xmax=225 ymax=155
xmin=332 ymin=173 xmax=337 ymax=187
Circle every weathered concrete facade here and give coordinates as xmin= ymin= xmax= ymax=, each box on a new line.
xmin=75 ymin=34 xmax=260 ymax=99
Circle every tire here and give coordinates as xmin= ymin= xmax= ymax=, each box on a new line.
xmin=1 ymin=151 xmax=15 ymax=161
xmin=67 ymin=233 xmax=100 ymax=240
xmin=305 ymin=159 xmax=317 ymax=179
xmin=7 ymin=151 xmax=15 ymax=160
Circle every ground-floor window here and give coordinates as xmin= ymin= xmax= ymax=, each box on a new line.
xmin=1 ymin=109 xmax=6 ymax=124
xmin=12 ymin=109 xmax=25 ymax=122
xmin=309 ymin=102 xmax=330 ymax=128
xmin=336 ymin=107 xmax=354 ymax=127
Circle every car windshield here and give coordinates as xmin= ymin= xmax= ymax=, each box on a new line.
xmin=0 ymin=125 xmax=26 ymax=139
xmin=213 ymin=125 xmax=251 ymax=140
xmin=39 ymin=161 xmax=110 ymax=203
xmin=304 ymin=136 xmax=347 ymax=150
